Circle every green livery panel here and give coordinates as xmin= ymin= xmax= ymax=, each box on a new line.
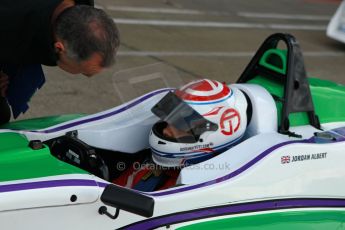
xmin=178 ymin=210 xmax=345 ymax=230
xmin=0 ymin=132 xmax=87 ymax=182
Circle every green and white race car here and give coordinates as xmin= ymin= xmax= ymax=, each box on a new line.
xmin=0 ymin=33 xmax=345 ymax=230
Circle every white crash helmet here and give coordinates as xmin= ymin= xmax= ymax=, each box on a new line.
xmin=149 ymin=79 xmax=248 ymax=167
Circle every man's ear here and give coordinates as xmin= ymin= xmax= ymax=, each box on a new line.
xmin=54 ymin=41 xmax=65 ymax=54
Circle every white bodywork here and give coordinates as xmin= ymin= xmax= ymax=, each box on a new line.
xmin=0 ymin=88 xmax=171 ymax=153
xmin=0 ymin=84 xmax=345 ymax=229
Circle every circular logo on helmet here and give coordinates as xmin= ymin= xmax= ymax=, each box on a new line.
xmin=220 ymin=108 xmax=241 ymax=136
xmin=176 ymin=79 xmax=231 ymax=102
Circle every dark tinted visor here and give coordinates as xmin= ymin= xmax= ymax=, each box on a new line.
xmin=151 ymin=92 xmax=218 ymax=136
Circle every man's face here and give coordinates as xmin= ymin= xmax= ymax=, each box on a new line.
xmin=57 ymin=51 xmax=104 ymax=77
xmin=163 ymin=124 xmax=192 ymax=139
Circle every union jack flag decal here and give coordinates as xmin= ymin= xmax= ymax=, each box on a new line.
xmin=281 ymin=156 xmax=291 ymax=164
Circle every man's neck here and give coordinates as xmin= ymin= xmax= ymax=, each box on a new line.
xmin=51 ymin=0 xmax=75 ymax=25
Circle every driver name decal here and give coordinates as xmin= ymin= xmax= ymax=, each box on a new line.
xmin=281 ymin=152 xmax=327 ymax=164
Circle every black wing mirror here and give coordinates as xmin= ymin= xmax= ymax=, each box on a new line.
xmin=99 ymin=184 xmax=154 ymax=219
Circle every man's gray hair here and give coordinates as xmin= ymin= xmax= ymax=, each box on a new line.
xmin=55 ymin=5 xmax=120 ymax=67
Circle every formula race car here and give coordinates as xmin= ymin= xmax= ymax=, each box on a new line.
xmin=0 ymin=33 xmax=345 ymax=230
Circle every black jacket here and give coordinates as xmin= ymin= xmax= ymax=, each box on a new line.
xmin=0 ymin=0 xmax=94 ymax=66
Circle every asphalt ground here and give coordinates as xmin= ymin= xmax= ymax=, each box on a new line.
xmin=20 ymin=0 xmax=344 ymax=120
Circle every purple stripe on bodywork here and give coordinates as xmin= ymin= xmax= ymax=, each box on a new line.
xmin=150 ymin=139 xmax=312 ymax=196
xmin=0 ymin=179 xmax=100 ymax=193
xmin=32 ymin=88 xmax=171 ymax=134
xmin=96 ymin=181 xmax=109 ymax=188
xmin=147 ymin=127 xmax=345 ymax=196
xmin=123 ymin=198 xmax=345 ymax=230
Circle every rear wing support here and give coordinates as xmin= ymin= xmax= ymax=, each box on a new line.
xmin=237 ymin=33 xmax=320 ymax=135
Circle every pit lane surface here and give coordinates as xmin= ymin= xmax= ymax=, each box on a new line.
xmin=22 ymin=0 xmax=344 ymax=119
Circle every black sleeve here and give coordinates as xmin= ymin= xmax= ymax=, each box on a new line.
xmin=75 ymin=0 xmax=94 ymax=7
